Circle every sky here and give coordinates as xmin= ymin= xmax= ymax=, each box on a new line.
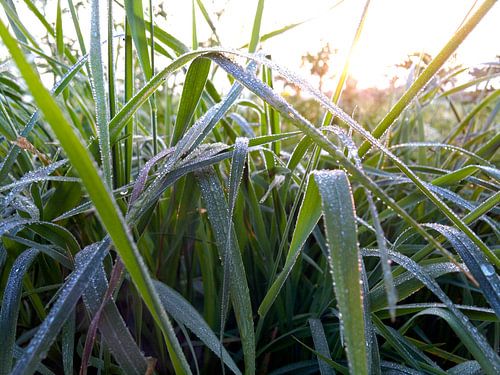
xmin=2 ymin=0 xmax=499 ymax=89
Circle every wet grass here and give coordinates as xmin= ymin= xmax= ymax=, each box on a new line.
xmin=0 ymin=0 xmax=499 ymax=374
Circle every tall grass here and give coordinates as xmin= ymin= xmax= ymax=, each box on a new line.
xmin=0 ymin=0 xmax=499 ymax=374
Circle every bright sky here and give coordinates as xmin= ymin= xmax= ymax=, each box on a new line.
xmin=2 ymin=0 xmax=499 ymax=89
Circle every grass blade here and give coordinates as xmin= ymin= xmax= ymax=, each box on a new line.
xmin=171 ymin=58 xmax=211 ymax=145
xmin=313 ymin=170 xmax=368 ymax=375
xmin=0 ymin=248 xmax=39 ymax=375
xmin=11 ymin=242 xmax=108 ymax=375
xmin=197 ymin=167 xmax=255 ymax=375
xmin=0 ymin=20 xmax=192 ymax=375
xmin=425 ymin=223 xmax=500 ymax=318
xmin=357 ymin=0 xmax=497 ymax=156
xmin=153 ymin=280 xmax=242 ymax=375
xmin=90 ymin=0 xmax=112 ymax=187
xmin=308 ymin=319 xmax=335 ymax=375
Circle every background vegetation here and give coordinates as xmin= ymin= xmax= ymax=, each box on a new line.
xmin=0 ymin=0 xmax=499 ymax=374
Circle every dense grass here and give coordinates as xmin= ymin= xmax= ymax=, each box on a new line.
xmin=0 ymin=0 xmax=499 ymax=374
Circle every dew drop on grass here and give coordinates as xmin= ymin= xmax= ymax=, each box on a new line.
xmin=480 ymin=263 xmax=495 ymax=277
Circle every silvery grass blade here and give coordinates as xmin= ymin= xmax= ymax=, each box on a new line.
xmin=401 ymin=307 xmax=498 ymax=371
xmin=362 ymin=249 xmax=500 ymax=375
xmin=323 ymin=125 xmax=397 ymax=320
xmin=196 ymin=167 xmax=255 ymax=375
xmin=424 ymin=223 xmax=500 ymax=318
xmin=78 ymin=259 xmax=148 ymax=374
xmin=308 ymin=319 xmax=335 ymax=375
xmin=0 ymin=54 xmax=87 ymax=184
xmin=0 ymin=156 xmax=64 ymax=204
xmin=389 ymin=143 xmax=495 ymax=167
xmin=171 ymin=57 xmax=211 ymax=145
xmin=153 ymin=280 xmax=242 ymax=375
xmin=3 ymin=234 xmax=72 ymax=269
xmin=360 ymin=261 xmax=381 ymax=375
xmin=219 ymin=137 xmax=248 ymax=370
xmin=0 ymin=248 xmax=39 ymax=375
xmin=313 ymin=170 xmax=368 ymax=375
xmin=448 ymin=361 xmax=482 ymax=375
xmin=0 ymin=22 xmax=191 ymax=374
xmin=228 ymin=113 xmax=255 ymax=137
xmin=10 ymin=241 xmax=109 ymax=375
xmin=208 ymin=50 xmax=497 ymax=268
xmin=90 ymin=0 xmax=112 ymax=187
xmin=12 ymin=346 xmax=54 ymax=375
xmin=379 ymin=361 xmax=421 ymax=375
xmin=369 ymin=262 xmax=461 ymax=312
xmin=0 ymin=243 xmax=6 ymax=273
xmin=61 ymin=309 xmax=75 ymax=375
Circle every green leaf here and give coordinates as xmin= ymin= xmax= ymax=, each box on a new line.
xmin=313 ymin=170 xmax=368 ymax=375
xmin=124 ymin=0 xmax=152 ymax=80
xmin=197 ymin=167 xmax=255 ymax=375
xmin=171 ymin=58 xmax=211 ymax=145
xmin=0 ymin=248 xmax=39 ymax=375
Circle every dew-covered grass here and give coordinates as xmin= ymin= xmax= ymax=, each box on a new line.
xmin=0 ymin=0 xmax=499 ymax=374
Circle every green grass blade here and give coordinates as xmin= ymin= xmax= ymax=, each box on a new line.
xmin=313 ymin=170 xmax=368 ymax=375
xmin=258 ymin=172 xmax=321 ymax=317
xmin=79 ymin=259 xmax=148 ymax=374
xmin=171 ymin=58 xmax=211 ymax=145
xmin=197 ymin=168 xmax=255 ymax=375
xmin=308 ymin=319 xmax=335 ymax=375
xmin=0 ymin=21 xmax=191 ymax=374
xmin=425 ymin=224 xmax=500 ymax=318
xmin=363 ymin=249 xmax=500 ymax=375
xmin=357 ymin=0 xmax=497 ymax=156
xmin=124 ymin=0 xmax=152 ymax=80
xmin=11 ymin=242 xmax=108 ymax=375
xmin=248 ymin=0 xmax=265 ymax=52
xmin=153 ymin=280 xmax=242 ymax=375
xmin=0 ymin=248 xmax=39 ymax=375
xmin=90 ymin=0 xmax=112 ymax=187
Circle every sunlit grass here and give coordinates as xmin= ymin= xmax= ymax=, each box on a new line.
xmin=0 ymin=0 xmax=499 ymax=374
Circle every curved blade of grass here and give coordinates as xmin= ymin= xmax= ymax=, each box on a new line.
xmin=0 ymin=20 xmax=192 ymax=375
xmin=370 ymin=262 xmax=461 ymax=312
xmin=357 ymin=0 xmax=497 ymax=156
xmin=314 ymin=170 xmax=368 ymax=375
xmin=78 ymin=259 xmax=148 ymax=375
xmin=196 ymin=167 xmax=255 ymax=375
xmin=424 ymin=223 xmax=500 ymax=318
xmin=403 ymin=307 xmax=499 ymax=372
xmin=209 ymin=51 xmax=496 ymax=270
xmin=153 ymin=280 xmax=241 ymax=375
xmin=308 ymin=319 xmax=335 ymax=375
xmin=362 ymin=248 xmax=500 ymax=375
xmin=0 ymin=248 xmax=39 ymax=375
xmin=11 ymin=241 xmax=108 ymax=375
xmin=90 ymin=0 xmax=112 ymax=187
xmin=171 ymin=58 xmax=211 ymax=145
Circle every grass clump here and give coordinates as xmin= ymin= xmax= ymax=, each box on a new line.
xmin=0 ymin=0 xmax=499 ymax=374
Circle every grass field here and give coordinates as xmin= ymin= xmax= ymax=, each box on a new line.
xmin=0 ymin=0 xmax=499 ymax=374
